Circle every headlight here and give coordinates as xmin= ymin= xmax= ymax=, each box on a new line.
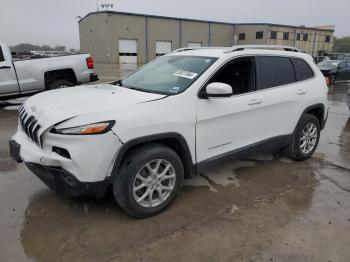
xmin=52 ymin=121 xmax=115 ymax=135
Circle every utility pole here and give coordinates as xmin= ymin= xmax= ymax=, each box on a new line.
xmin=312 ymin=28 xmax=317 ymax=57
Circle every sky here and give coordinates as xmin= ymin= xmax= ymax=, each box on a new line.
xmin=0 ymin=0 xmax=349 ymax=49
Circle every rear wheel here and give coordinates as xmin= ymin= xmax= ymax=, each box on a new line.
xmin=47 ymin=80 xmax=74 ymax=90
xmin=113 ymin=144 xmax=184 ymax=218
xmin=287 ymin=114 xmax=320 ymax=161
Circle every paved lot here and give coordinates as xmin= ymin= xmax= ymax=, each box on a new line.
xmin=0 ymin=65 xmax=350 ymax=262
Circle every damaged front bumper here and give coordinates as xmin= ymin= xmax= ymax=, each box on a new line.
xmin=25 ymin=162 xmax=110 ymax=198
xmin=9 ymin=126 xmax=122 ymax=197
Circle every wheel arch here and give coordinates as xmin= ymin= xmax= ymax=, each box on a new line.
xmin=44 ymin=68 xmax=77 ymax=89
xmin=111 ymin=133 xmax=196 ymax=180
xmin=302 ymin=103 xmax=326 ymax=130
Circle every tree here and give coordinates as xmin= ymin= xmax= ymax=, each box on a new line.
xmin=54 ymin=45 xmax=66 ymax=51
xmin=333 ymin=37 xmax=350 ymax=53
xmin=10 ymin=43 xmax=67 ymax=52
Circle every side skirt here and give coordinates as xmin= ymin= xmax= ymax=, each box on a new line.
xmin=197 ymin=135 xmax=292 ymax=173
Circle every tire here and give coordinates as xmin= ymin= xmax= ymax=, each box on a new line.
xmin=47 ymin=80 xmax=74 ymax=90
xmin=287 ymin=114 xmax=321 ymax=161
xmin=113 ymin=143 xmax=184 ymax=218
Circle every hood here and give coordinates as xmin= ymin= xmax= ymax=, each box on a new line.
xmin=318 ymin=65 xmax=336 ymax=71
xmin=23 ymin=84 xmax=166 ymax=130
xmin=317 ymin=62 xmax=339 ymax=71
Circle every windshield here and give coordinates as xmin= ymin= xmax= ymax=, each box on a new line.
xmin=120 ymin=55 xmax=218 ymax=95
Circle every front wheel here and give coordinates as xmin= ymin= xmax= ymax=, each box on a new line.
xmin=287 ymin=114 xmax=321 ymax=161
xmin=113 ymin=144 xmax=184 ymax=218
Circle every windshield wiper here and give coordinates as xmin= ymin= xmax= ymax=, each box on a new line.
xmin=113 ymin=79 xmax=123 ymax=86
xmin=125 ymin=86 xmax=168 ymax=95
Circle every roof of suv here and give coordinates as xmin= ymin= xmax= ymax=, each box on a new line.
xmin=168 ymin=46 xmax=313 ymax=61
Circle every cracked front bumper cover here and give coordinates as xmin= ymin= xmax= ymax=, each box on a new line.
xmin=25 ymin=163 xmax=110 ymax=198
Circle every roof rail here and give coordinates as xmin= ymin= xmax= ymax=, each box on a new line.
xmin=172 ymin=47 xmax=225 ymax=53
xmin=224 ymin=45 xmax=300 ymax=53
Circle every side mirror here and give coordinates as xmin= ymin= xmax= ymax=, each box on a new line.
xmin=204 ymin=82 xmax=233 ymax=98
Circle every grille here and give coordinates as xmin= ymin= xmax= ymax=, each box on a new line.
xmin=19 ymin=105 xmax=42 ymax=145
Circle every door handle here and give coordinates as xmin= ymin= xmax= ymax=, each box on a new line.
xmin=297 ymin=89 xmax=307 ymax=95
xmin=248 ymin=99 xmax=263 ymax=105
xmin=0 ymin=66 xmax=11 ymax=70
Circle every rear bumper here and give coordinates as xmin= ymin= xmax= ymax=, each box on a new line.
xmin=90 ymin=73 xmax=99 ymax=82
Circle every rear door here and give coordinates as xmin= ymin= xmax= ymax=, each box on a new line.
xmin=257 ymin=56 xmax=302 ymax=140
xmin=0 ymin=45 xmax=20 ymax=95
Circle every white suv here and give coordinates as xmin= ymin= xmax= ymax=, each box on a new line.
xmin=10 ymin=45 xmax=328 ymax=217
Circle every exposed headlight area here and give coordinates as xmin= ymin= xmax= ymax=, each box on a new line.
xmin=51 ymin=121 xmax=115 ymax=135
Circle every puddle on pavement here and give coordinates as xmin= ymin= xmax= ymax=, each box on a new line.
xmin=20 ymin=157 xmax=322 ymax=262
xmin=0 ymin=158 xmax=17 ymax=172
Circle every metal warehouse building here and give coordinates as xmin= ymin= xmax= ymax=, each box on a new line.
xmin=79 ymin=11 xmax=335 ymax=64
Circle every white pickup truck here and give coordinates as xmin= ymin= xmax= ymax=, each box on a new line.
xmin=0 ymin=42 xmax=98 ymax=100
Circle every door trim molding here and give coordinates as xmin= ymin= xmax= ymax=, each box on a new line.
xmin=197 ymin=134 xmax=292 ymax=173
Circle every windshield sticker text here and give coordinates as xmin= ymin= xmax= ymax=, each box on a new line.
xmin=174 ymin=70 xmax=198 ymax=80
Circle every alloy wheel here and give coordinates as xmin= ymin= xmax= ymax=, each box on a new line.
xmin=299 ymin=123 xmax=318 ymax=155
xmin=133 ymin=159 xmax=176 ymax=208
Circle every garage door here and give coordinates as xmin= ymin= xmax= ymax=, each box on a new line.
xmin=156 ymin=41 xmax=172 ymax=57
xmin=119 ymin=39 xmax=137 ymax=64
xmin=188 ymin=42 xmax=202 ymax=48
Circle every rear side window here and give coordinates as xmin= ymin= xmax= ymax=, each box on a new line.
xmin=259 ymin=56 xmax=296 ymax=89
xmin=292 ymin=58 xmax=314 ymax=81
xmin=0 ymin=47 xmax=4 ymax=62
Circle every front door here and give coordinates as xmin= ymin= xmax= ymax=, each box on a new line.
xmin=196 ymin=57 xmax=264 ymax=163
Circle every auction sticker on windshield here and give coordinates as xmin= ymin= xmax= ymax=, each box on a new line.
xmin=174 ymin=70 xmax=198 ymax=80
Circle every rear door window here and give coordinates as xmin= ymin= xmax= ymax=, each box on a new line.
xmin=259 ymin=56 xmax=296 ymax=89
xmin=0 ymin=47 xmax=4 ymax=62
xmin=292 ymin=58 xmax=315 ymax=81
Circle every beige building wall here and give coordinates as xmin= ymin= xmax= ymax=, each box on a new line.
xmin=147 ymin=17 xmax=180 ymax=60
xmin=266 ymin=25 xmax=296 ymax=47
xmin=210 ymin=23 xmax=234 ymax=47
xmin=79 ymin=12 xmax=335 ymax=64
xmin=106 ymin=14 xmax=147 ymax=64
xmin=234 ymin=25 xmax=268 ymax=45
xmin=181 ymin=21 xmax=209 ymax=47
xmin=79 ymin=13 xmax=110 ymax=63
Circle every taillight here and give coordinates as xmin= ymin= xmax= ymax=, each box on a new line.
xmin=325 ymin=76 xmax=331 ymax=86
xmin=86 ymin=57 xmax=94 ymax=69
